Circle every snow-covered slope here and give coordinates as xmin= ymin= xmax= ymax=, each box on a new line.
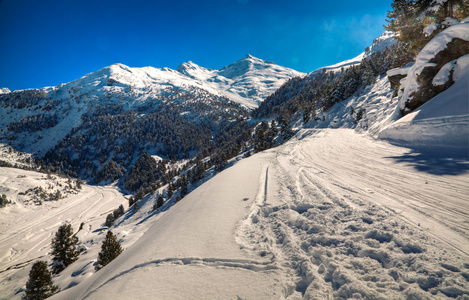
xmin=177 ymin=54 xmax=304 ymax=107
xmin=379 ymin=65 xmax=468 ymax=150
xmin=308 ymin=31 xmax=396 ymax=77
xmin=0 ymin=168 xmax=127 ymax=299
xmin=0 ymin=55 xmax=301 ymax=157
xmin=49 ymin=127 xmax=469 ymax=300
xmin=3 ymin=22 xmax=468 ymax=300
xmin=44 ymin=35 xmax=469 ymax=296
xmin=8 ymin=55 xmax=302 ymax=110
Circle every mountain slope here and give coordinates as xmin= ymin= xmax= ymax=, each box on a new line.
xmin=307 ymin=31 xmax=396 ymax=77
xmin=0 ymin=55 xmax=301 ymax=178
xmin=178 ymin=54 xmax=304 ymax=108
xmin=51 ymin=127 xmax=469 ymax=300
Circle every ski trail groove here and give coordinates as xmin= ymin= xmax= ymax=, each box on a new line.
xmin=83 ymin=257 xmax=279 ymax=299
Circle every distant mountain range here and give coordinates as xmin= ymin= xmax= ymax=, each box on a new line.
xmin=0 ymin=54 xmax=302 ymax=156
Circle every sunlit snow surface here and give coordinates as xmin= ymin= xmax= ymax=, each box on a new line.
xmin=45 ymin=72 xmax=469 ymax=299
xmin=2 ymin=28 xmax=469 ymax=299
xmin=47 ymin=126 xmax=468 ymax=299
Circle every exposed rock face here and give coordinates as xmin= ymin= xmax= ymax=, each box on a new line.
xmin=387 ymin=62 xmax=414 ymax=97
xmin=406 ymin=38 xmax=469 ymax=112
xmin=397 ymin=21 xmax=469 ymax=115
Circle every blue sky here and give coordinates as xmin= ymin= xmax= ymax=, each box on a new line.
xmin=0 ymin=0 xmax=392 ymax=91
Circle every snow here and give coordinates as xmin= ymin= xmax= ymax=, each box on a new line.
xmin=0 ymin=169 xmax=127 ymax=299
xmin=67 ymin=55 xmax=303 ymax=110
xmin=0 ymin=88 xmax=10 ymax=94
xmin=2 ymin=23 xmax=468 ymax=300
xmin=423 ymin=22 xmax=438 ymax=36
xmin=432 ymin=59 xmax=457 ymax=86
xmin=177 ymin=54 xmax=304 ymax=108
xmin=379 ymin=64 xmax=469 ymax=151
xmin=0 ymin=54 xmax=301 ymax=156
xmin=48 ymin=126 xmax=468 ymax=300
xmin=386 ymin=62 xmax=414 ymax=78
xmin=399 ymin=21 xmax=469 ymax=111
xmin=308 ymin=31 xmax=396 ymax=77
xmin=44 ymin=67 xmax=468 ymax=298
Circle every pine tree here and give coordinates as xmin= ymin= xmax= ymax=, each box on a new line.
xmin=51 ymin=224 xmax=79 ymax=274
xmin=105 ymin=213 xmax=115 ymax=227
xmin=95 ymin=231 xmax=123 ymax=271
xmin=23 ymin=261 xmax=60 ymax=300
xmin=128 ymin=196 xmax=135 ymax=207
xmin=167 ymin=184 xmax=173 ymax=198
xmin=385 ymin=0 xmax=469 ymax=59
xmin=278 ymin=116 xmax=294 ymax=143
xmin=118 ymin=204 xmax=125 ymax=216
xmin=180 ymin=176 xmax=188 ymax=197
xmin=134 ymin=202 xmax=139 ymax=213
xmin=157 ymin=194 xmax=164 ymax=209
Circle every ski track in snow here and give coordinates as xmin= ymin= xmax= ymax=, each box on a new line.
xmin=0 ymin=176 xmax=127 ymax=298
xmin=234 ymin=129 xmax=469 ymax=299
xmin=50 ymin=128 xmax=469 ymax=300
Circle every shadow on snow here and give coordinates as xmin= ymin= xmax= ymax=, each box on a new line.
xmin=386 ymin=146 xmax=469 ymax=176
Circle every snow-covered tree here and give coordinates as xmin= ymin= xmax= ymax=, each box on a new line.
xmin=23 ymin=261 xmax=59 ymax=300
xmin=95 ymin=231 xmax=123 ymax=271
xmin=385 ymin=0 xmax=468 ymax=58
xmin=278 ymin=116 xmax=294 ymax=143
xmin=51 ymin=224 xmax=79 ymax=274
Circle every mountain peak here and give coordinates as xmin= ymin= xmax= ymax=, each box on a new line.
xmin=176 ymin=61 xmax=213 ymax=79
xmin=177 ymin=61 xmax=201 ymax=72
xmin=0 ymin=87 xmax=11 ymax=94
xmin=219 ymin=55 xmax=262 ymax=79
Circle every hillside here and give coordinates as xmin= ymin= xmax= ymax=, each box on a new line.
xmin=49 ymin=126 xmax=468 ymax=299
xmin=0 ymin=55 xmax=301 ymax=186
xmin=48 ymin=22 xmax=468 ymax=299
xmin=1 ymin=12 xmax=468 ymax=300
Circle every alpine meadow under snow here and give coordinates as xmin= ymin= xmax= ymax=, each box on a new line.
xmin=0 ymin=2 xmax=468 ymax=300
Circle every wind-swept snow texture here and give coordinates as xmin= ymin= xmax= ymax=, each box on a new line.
xmin=49 ymin=129 xmax=468 ymax=300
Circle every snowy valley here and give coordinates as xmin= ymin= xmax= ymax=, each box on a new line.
xmin=1 ymin=7 xmax=469 ymax=300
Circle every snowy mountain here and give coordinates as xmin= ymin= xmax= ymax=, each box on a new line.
xmin=1 ymin=20 xmax=468 ymax=300
xmin=0 ymin=55 xmax=301 ymax=158
xmin=177 ymin=54 xmax=304 ymax=108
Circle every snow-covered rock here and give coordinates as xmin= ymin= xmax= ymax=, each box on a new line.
xmin=398 ymin=21 xmax=469 ymax=113
xmin=379 ymin=61 xmax=469 ymax=150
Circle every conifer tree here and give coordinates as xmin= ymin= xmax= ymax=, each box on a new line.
xmin=180 ymin=176 xmax=188 ymax=197
xmin=128 ymin=196 xmax=135 ymax=207
xmin=95 ymin=231 xmax=123 ymax=271
xmin=157 ymin=194 xmax=164 ymax=209
xmin=105 ymin=213 xmax=115 ymax=227
xmin=278 ymin=116 xmax=294 ymax=143
xmin=23 ymin=261 xmax=59 ymax=300
xmin=51 ymin=224 xmax=79 ymax=274
xmin=385 ymin=0 xmax=468 ymax=60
